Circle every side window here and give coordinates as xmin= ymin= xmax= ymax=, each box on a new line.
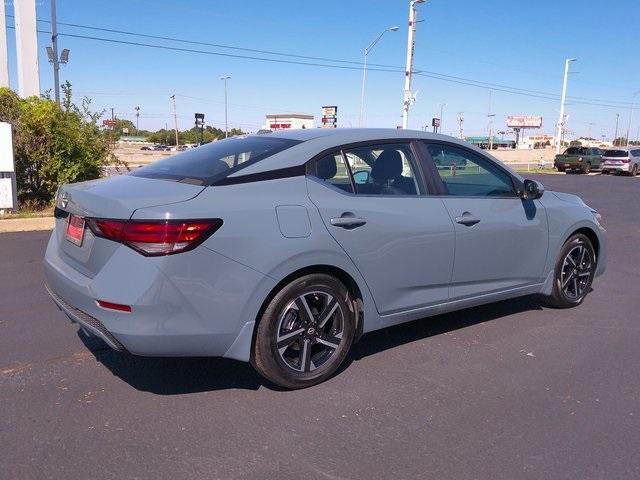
xmin=342 ymin=143 xmax=421 ymax=196
xmin=308 ymin=152 xmax=353 ymax=193
xmin=425 ymin=143 xmax=517 ymax=197
xmin=632 ymin=149 xmax=640 ymax=157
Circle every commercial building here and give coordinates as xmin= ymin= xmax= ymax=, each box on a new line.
xmin=263 ymin=113 xmax=314 ymax=130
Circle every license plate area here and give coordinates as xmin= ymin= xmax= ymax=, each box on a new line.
xmin=65 ymin=214 xmax=85 ymax=246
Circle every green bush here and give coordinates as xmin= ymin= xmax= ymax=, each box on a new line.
xmin=0 ymin=83 xmax=115 ymax=207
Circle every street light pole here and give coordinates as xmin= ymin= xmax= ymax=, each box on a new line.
xmin=555 ymin=58 xmax=576 ymax=154
xmin=614 ymin=112 xmax=620 ymax=145
xmin=439 ymin=103 xmax=445 ymax=133
xmin=170 ymin=94 xmax=179 ymax=147
xmin=625 ymin=90 xmax=640 ymax=147
xmin=402 ymin=0 xmax=425 ymax=129
xmin=359 ymin=26 xmax=399 ymax=127
xmin=50 ymin=0 xmax=60 ymax=104
xmin=134 ymin=106 xmax=140 ymax=136
xmin=220 ymin=76 xmax=231 ymax=138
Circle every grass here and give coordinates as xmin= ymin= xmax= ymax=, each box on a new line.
xmin=0 ymin=205 xmax=54 ymax=220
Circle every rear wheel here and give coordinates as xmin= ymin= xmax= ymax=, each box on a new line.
xmin=544 ymin=234 xmax=596 ymax=308
xmin=629 ymin=164 xmax=638 ymax=176
xmin=556 ymin=166 xmax=565 ymax=173
xmin=252 ymin=273 xmax=355 ymax=389
xmin=582 ymin=162 xmax=591 ymax=174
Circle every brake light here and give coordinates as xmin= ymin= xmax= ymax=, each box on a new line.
xmin=622 ymin=157 xmax=630 ymax=163
xmin=86 ymin=218 xmax=223 ymax=256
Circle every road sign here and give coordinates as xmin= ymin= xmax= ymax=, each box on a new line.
xmin=432 ymin=117 xmax=441 ymax=128
xmin=102 ymin=119 xmax=117 ymax=127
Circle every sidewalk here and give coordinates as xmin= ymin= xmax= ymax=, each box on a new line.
xmin=0 ymin=217 xmax=54 ymax=233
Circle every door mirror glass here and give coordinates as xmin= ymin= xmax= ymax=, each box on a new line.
xmin=352 ymin=170 xmax=370 ymax=185
xmin=522 ymin=179 xmax=544 ymax=200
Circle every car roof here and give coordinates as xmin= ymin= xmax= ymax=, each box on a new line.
xmin=233 ymin=128 xmax=522 ymax=180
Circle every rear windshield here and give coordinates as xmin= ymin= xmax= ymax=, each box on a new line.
xmin=131 ymin=136 xmax=301 ymax=184
xmin=603 ymin=149 xmax=629 ymax=158
xmin=563 ymin=147 xmax=589 ymax=155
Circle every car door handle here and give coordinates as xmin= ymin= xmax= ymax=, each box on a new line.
xmin=330 ymin=216 xmax=367 ymax=229
xmin=455 ymin=213 xmax=481 ymax=226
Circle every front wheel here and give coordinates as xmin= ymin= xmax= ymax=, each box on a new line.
xmin=582 ymin=162 xmax=591 ymax=174
xmin=252 ymin=273 xmax=355 ymax=389
xmin=544 ymin=234 xmax=596 ymax=308
xmin=556 ymin=166 xmax=565 ymax=173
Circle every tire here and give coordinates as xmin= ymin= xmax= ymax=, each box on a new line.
xmin=556 ymin=166 xmax=565 ymax=173
xmin=252 ymin=273 xmax=356 ymax=389
xmin=601 ymin=170 xmax=609 ymax=175
xmin=544 ymin=233 xmax=596 ymax=309
xmin=582 ymin=162 xmax=591 ymax=174
xmin=629 ymin=164 xmax=638 ymax=176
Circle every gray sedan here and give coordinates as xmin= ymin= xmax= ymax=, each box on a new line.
xmin=44 ymin=129 xmax=606 ymax=389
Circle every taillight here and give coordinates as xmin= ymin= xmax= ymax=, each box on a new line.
xmin=622 ymin=157 xmax=630 ymax=163
xmin=86 ymin=218 xmax=223 ymax=256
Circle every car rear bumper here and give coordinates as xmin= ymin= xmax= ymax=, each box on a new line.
xmin=43 ymin=228 xmax=276 ymax=359
xmin=601 ymin=163 xmax=630 ymax=172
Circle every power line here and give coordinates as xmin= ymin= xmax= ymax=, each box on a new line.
xmin=5 ymin=22 xmax=634 ymax=110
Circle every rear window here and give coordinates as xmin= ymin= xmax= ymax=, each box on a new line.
xmin=131 ymin=136 xmax=301 ymax=184
xmin=603 ymin=149 xmax=629 ymax=158
xmin=564 ymin=147 xmax=589 ymax=155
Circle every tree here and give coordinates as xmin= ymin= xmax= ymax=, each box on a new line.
xmin=0 ymin=83 xmax=116 ymax=206
xmin=569 ymin=140 xmax=582 ymax=146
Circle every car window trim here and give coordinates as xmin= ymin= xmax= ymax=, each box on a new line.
xmin=420 ymin=140 xmax=522 ymax=198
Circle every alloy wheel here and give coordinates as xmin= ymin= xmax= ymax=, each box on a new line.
xmin=560 ymin=245 xmax=594 ymax=300
xmin=275 ymin=291 xmax=344 ymax=373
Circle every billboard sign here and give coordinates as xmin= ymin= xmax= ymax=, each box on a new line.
xmin=0 ymin=122 xmax=14 ymax=172
xmin=506 ymin=115 xmax=543 ymax=128
xmin=102 ymin=119 xmax=117 ymax=127
xmin=322 ymin=106 xmax=337 ymax=117
xmin=321 ymin=106 xmax=337 ymax=129
xmin=432 ymin=117 xmax=440 ymax=128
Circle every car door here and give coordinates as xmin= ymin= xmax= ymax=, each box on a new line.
xmin=421 ymin=142 xmax=549 ymax=300
xmin=306 ymin=141 xmax=455 ymax=315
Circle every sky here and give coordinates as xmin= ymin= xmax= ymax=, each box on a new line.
xmin=3 ymin=0 xmax=640 ymax=139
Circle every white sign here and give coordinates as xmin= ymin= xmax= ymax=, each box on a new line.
xmin=0 ymin=122 xmax=14 ymax=172
xmin=322 ymin=106 xmax=337 ymax=116
xmin=506 ymin=115 xmax=543 ymax=128
xmin=0 ymin=178 xmax=13 ymax=209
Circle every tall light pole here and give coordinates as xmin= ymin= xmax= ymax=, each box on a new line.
xmin=401 ymin=0 xmax=426 ymax=129
xmin=359 ymin=26 xmax=399 ymax=127
xmin=134 ymin=106 xmax=140 ymax=136
xmin=457 ymin=112 xmax=464 ymax=139
xmin=438 ymin=102 xmax=446 ymax=133
xmin=555 ymin=58 xmax=576 ymax=154
xmin=170 ymin=94 xmax=179 ymax=147
xmin=220 ymin=75 xmax=231 ymax=138
xmin=45 ymin=0 xmax=69 ymax=104
xmin=614 ymin=112 xmax=620 ymax=145
xmin=625 ymin=90 xmax=640 ymax=146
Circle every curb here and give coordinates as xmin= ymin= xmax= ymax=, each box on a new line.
xmin=0 ymin=217 xmax=54 ymax=233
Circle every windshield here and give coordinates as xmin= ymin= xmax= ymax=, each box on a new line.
xmin=564 ymin=147 xmax=589 ymax=155
xmin=603 ymin=149 xmax=629 ymax=158
xmin=131 ymin=136 xmax=301 ymax=184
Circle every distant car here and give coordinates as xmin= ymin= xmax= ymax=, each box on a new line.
xmin=44 ymin=129 xmax=606 ymax=389
xmin=601 ymin=147 xmax=640 ymax=176
xmin=554 ymin=146 xmax=603 ymax=174
xmin=140 ymin=146 xmax=154 ymax=151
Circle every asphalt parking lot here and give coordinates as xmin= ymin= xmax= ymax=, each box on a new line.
xmin=1 ymin=173 xmax=639 ymax=480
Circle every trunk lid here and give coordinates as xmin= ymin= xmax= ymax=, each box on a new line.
xmin=54 ymin=175 xmax=205 ymax=277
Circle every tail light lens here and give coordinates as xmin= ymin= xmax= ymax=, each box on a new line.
xmin=86 ymin=218 xmax=223 ymax=256
xmin=622 ymin=157 xmax=630 ymax=163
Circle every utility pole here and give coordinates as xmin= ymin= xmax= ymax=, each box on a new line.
xmin=0 ymin=0 xmax=9 ymax=87
xmin=625 ymin=90 xmax=640 ymax=147
xmin=457 ymin=112 xmax=464 ymax=139
xmin=439 ymin=103 xmax=445 ymax=133
xmin=359 ymin=26 xmax=399 ymax=127
xmin=556 ymin=58 xmax=576 ymax=154
xmin=487 ymin=90 xmax=495 ymax=150
xmin=170 ymin=94 xmax=179 ymax=147
xmin=401 ymin=0 xmax=425 ymax=129
xmin=135 ymin=106 xmax=140 ymax=136
xmin=220 ymin=76 xmax=231 ymax=138
xmin=50 ymin=0 xmax=59 ymax=104
xmin=614 ymin=113 xmax=620 ymax=145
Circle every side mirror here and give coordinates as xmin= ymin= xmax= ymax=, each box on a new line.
xmin=352 ymin=170 xmax=370 ymax=185
xmin=522 ymin=179 xmax=544 ymax=200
